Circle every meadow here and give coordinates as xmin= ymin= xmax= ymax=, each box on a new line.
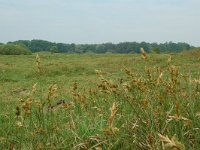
xmin=0 ymin=50 xmax=200 ymax=149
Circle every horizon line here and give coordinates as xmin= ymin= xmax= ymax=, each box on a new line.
xmin=1 ymin=39 xmax=198 ymax=47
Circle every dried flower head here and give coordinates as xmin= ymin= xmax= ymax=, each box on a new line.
xmin=35 ymin=54 xmax=40 ymax=66
xmin=35 ymin=54 xmax=42 ymax=73
xmin=108 ymin=102 xmax=118 ymax=133
xmin=47 ymin=84 xmax=58 ymax=104
xmin=140 ymin=48 xmax=147 ymax=60
xmin=158 ymin=133 xmax=185 ymax=150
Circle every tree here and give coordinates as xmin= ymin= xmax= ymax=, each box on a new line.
xmin=7 ymin=40 xmax=194 ymax=54
xmin=0 ymin=44 xmax=32 ymax=55
xmin=152 ymin=48 xmax=160 ymax=54
xmin=95 ymin=44 xmax=107 ymax=53
xmin=50 ymin=46 xmax=59 ymax=53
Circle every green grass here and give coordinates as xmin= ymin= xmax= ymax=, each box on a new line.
xmin=0 ymin=52 xmax=200 ymax=149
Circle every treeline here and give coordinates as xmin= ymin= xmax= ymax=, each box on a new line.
xmin=6 ymin=40 xmax=194 ymax=54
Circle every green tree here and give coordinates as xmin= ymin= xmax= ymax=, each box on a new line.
xmin=0 ymin=44 xmax=32 ymax=55
xmin=7 ymin=40 xmax=194 ymax=54
xmin=152 ymin=47 xmax=160 ymax=54
xmin=50 ymin=46 xmax=59 ymax=53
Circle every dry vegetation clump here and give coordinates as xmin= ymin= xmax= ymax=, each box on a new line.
xmin=0 ymin=53 xmax=200 ymax=149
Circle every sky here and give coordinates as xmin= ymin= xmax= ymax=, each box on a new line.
xmin=0 ymin=0 xmax=199 ymax=46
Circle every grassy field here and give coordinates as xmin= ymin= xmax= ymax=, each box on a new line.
xmin=0 ymin=51 xmax=200 ymax=149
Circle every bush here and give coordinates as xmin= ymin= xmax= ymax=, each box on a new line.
xmin=151 ymin=47 xmax=160 ymax=54
xmin=0 ymin=44 xmax=32 ymax=55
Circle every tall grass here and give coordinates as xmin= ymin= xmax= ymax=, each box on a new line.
xmin=0 ymin=52 xmax=199 ymax=149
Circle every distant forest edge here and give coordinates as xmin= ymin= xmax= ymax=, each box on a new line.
xmin=0 ymin=39 xmax=197 ymax=55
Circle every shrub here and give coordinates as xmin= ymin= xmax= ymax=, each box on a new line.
xmin=0 ymin=44 xmax=32 ymax=55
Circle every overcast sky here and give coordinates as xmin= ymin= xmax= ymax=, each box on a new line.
xmin=0 ymin=0 xmax=199 ymax=46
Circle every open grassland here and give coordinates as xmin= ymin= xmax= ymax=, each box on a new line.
xmin=0 ymin=51 xmax=200 ymax=149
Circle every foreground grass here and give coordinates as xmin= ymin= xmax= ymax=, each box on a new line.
xmin=0 ymin=51 xmax=200 ymax=149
